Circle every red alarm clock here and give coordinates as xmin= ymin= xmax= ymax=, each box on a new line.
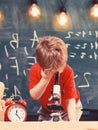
xmin=5 ymin=98 xmax=27 ymax=122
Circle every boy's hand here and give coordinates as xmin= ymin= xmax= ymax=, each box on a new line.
xmin=41 ymin=68 xmax=56 ymax=80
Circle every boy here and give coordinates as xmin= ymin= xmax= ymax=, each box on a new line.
xmin=28 ymin=36 xmax=82 ymax=121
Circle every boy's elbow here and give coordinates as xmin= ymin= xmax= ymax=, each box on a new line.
xmin=29 ymin=90 xmax=39 ymax=100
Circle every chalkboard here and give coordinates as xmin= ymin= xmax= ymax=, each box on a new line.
xmin=0 ymin=0 xmax=98 ymax=115
xmin=0 ymin=30 xmax=98 ymax=115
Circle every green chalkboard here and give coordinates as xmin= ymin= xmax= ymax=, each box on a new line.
xmin=0 ymin=0 xmax=98 ymax=115
xmin=0 ymin=30 xmax=98 ymax=115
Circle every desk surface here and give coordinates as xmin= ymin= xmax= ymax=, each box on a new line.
xmin=0 ymin=122 xmax=98 ymax=130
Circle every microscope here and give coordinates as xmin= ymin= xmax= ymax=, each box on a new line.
xmin=47 ymin=72 xmax=64 ymax=121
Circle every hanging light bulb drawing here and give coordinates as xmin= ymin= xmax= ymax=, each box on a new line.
xmin=53 ymin=7 xmax=71 ymax=30
xmin=0 ymin=11 xmax=4 ymax=24
xmin=28 ymin=0 xmax=41 ymax=20
xmin=57 ymin=9 xmax=69 ymax=26
xmin=90 ymin=0 xmax=98 ymax=18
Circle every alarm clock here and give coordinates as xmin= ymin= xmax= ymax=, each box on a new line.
xmin=5 ymin=98 xmax=27 ymax=122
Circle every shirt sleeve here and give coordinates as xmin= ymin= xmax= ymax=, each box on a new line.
xmin=63 ymin=66 xmax=80 ymax=100
xmin=28 ymin=64 xmax=41 ymax=90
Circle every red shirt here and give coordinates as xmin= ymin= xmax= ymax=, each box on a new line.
xmin=28 ymin=63 xmax=80 ymax=112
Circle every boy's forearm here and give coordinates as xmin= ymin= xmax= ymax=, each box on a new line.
xmin=66 ymin=98 xmax=76 ymax=121
xmin=30 ymin=78 xmax=50 ymax=100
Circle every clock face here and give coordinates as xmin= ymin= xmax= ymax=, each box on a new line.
xmin=6 ymin=104 xmax=27 ymax=122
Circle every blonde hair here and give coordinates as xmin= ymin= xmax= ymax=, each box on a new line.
xmin=36 ymin=36 xmax=68 ymax=69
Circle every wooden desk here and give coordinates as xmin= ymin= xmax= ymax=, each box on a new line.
xmin=0 ymin=122 xmax=98 ymax=130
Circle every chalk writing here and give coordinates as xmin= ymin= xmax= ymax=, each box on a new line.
xmin=75 ymin=72 xmax=91 ymax=88
xmin=9 ymin=57 xmax=19 ymax=75
xmin=10 ymin=85 xmax=22 ymax=99
xmin=87 ymin=96 xmax=93 ymax=104
xmin=10 ymin=33 xmax=19 ymax=49
xmin=4 ymin=45 xmax=9 ymax=57
xmin=67 ymin=42 xmax=98 ymax=60
xmin=0 ymin=30 xmax=97 ymax=84
xmin=30 ymin=30 xmax=39 ymax=48
xmin=0 ymin=64 xmax=1 ymax=70
xmin=65 ymin=30 xmax=98 ymax=38
xmin=0 ymin=30 xmax=98 ymax=112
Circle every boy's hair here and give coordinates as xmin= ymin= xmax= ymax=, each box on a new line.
xmin=36 ymin=36 xmax=68 ymax=70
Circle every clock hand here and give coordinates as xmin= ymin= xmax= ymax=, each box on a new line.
xmin=15 ymin=110 xmax=21 ymax=119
